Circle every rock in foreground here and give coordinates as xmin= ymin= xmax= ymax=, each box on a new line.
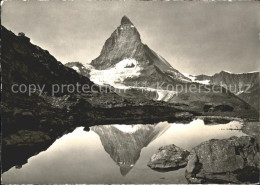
xmin=148 ymin=144 xmax=190 ymax=170
xmin=185 ymin=136 xmax=260 ymax=183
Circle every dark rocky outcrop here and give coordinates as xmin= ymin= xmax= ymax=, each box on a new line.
xmin=147 ymin=144 xmax=190 ymax=171
xmin=203 ymin=103 xmax=234 ymax=113
xmin=200 ymin=116 xmax=236 ymax=125
xmin=241 ymin=122 xmax=260 ymax=137
xmin=121 ymin=15 xmax=134 ymax=25
xmin=185 ymin=136 xmax=260 ymax=183
xmin=238 ymin=83 xmax=260 ymax=110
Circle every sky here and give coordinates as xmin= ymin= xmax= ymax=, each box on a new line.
xmin=2 ymin=1 xmax=260 ymax=75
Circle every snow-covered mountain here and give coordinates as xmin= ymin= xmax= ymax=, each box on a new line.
xmin=66 ymin=16 xmax=192 ymax=101
xmin=89 ymin=16 xmax=190 ymax=88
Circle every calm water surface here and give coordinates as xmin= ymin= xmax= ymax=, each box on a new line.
xmin=2 ymin=119 xmax=246 ymax=184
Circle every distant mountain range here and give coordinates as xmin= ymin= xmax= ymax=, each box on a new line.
xmin=183 ymin=71 xmax=259 ymax=109
xmin=66 ymin=16 xmax=258 ymax=116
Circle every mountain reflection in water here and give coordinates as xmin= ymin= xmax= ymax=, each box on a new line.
xmin=91 ymin=122 xmax=170 ymax=175
xmin=2 ymin=119 xmax=246 ymax=184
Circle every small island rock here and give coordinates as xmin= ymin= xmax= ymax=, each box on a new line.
xmin=148 ymin=144 xmax=190 ymax=170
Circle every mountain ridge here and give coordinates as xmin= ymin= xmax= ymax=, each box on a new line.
xmin=194 ymin=70 xmax=259 ymax=109
xmin=90 ymin=16 xmax=190 ymax=86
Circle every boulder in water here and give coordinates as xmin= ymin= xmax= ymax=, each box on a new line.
xmin=148 ymin=144 xmax=190 ymax=170
xmin=185 ymin=136 xmax=260 ymax=183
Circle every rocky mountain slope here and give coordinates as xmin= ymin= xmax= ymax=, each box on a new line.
xmin=238 ymin=84 xmax=259 ymax=110
xmin=196 ymin=71 xmax=259 ymax=92
xmin=2 ymin=28 xmax=95 ymax=96
xmin=2 ymin=26 xmax=93 ymax=171
xmin=65 ymin=62 xmax=91 ymax=78
xmin=192 ymin=71 xmax=259 ymax=109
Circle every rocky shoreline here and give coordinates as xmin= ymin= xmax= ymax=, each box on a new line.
xmin=185 ymin=135 xmax=259 ymax=183
xmin=147 ymin=121 xmax=260 ymax=184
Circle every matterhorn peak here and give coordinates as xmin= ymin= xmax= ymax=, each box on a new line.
xmin=90 ymin=15 xmax=190 ymax=84
xmin=121 ymin=16 xmax=133 ymax=25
